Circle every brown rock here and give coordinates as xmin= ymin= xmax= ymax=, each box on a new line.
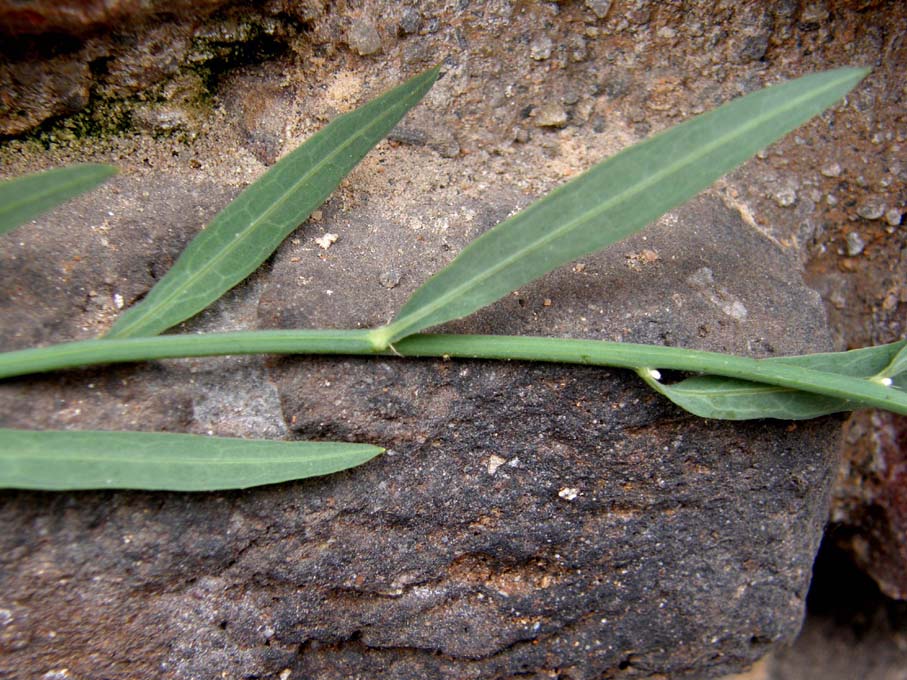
xmin=0 ymin=58 xmax=90 ymax=135
xmin=831 ymin=412 xmax=907 ymax=600
xmin=0 ymin=0 xmax=225 ymax=37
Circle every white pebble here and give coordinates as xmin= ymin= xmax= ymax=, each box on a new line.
xmin=486 ymin=455 xmax=507 ymax=475
xmin=314 ymin=233 xmax=339 ymax=249
xmin=558 ymin=487 xmax=579 ymax=501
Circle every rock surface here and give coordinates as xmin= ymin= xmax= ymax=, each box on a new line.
xmin=829 ymin=411 xmax=907 ymax=600
xmin=0 ymin=154 xmax=839 ymax=680
xmin=2 ymin=0 xmax=903 ymax=676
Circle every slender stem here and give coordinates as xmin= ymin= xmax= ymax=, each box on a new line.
xmin=393 ymin=335 xmax=906 ymax=414
xmin=0 ymin=331 xmax=904 ymax=415
xmin=0 ymin=330 xmax=380 ymax=378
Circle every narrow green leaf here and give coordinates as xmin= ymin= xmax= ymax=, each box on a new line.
xmin=764 ymin=338 xmax=906 ymax=376
xmin=876 ymin=342 xmax=907 ymax=380
xmin=638 ymin=339 xmax=907 ymax=420
xmin=106 ymin=65 xmax=441 ymax=339
xmin=0 ymin=164 xmax=117 ymax=236
xmin=0 ymin=428 xmax=382 ymax=491
xmin=378 ymin=67 xmax=869 ymax=345
xmin=638 ymin=372 xmax=857 ymax=420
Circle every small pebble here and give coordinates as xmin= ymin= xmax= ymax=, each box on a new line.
xmin=558 ymin=487 xmax=579 ymax=501
xmin=563 ymin=89 xmax=581 ymax=106
xmin=534 ymin=102 xmax=568 ymax=128
xmin=584 ymin=0 xmax=612 ymax=19
xmin=828 ymin=290 xmax=847 ymax=310
xmin=773 ymin=187 xmax=798 ymax=208
xmin=347 ymin=19 xmax=382 ymax=55
xmin=530 ymin=35 xmax=553 ymax=60
xmin=801 ymin=2 xmax=830 ymax=23
xmin=486 ymin=455 xmax=507 ymax=475
xmin=314 ymin=233 xmax=339 ymax=249
xmin=845 ymin=232 xmax=865 ymax=256
xmin=820 ymin=162 xmax=842 ymax=178
xmin=567 ymin=34 xmax=587 ymax=62
xmin=856 ymin=200 xmax=886 ymax=220
xmin=513 ymin=126 xmax=529 ymax=144
xmin=885 ymin=208 xmax=903 ymax=227
xmin=398 ymin=7 xmax=421 ymax=34
xmin=378 ymin=269 xmax=401 ymax=289
xmin=133 ymin=106 xmax=190 ymax=134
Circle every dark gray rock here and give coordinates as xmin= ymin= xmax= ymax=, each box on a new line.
xmin=0 ymin=173 xmax=239 ymax=352
xmin=0 ymin=157 xmax=838 ymax=679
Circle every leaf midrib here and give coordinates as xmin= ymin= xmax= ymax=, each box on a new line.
xmin=389 ymin=72 xmax=855 ymax=339
xmin=672 ymin=384 xmax=813 ymax=398
xmin=2 ymin=450 xmax=376 ymax=465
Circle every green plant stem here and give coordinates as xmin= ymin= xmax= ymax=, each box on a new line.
xmin=0 ymin=330 xmax=379 ymax=378
xmin=396 ymin=335 xmax=906 ymax=414
xmin=0 ymin=331 xmax=904 ymax=415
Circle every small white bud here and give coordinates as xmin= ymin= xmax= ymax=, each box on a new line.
xmin=647 ymin=368 xmax=662 ymax=381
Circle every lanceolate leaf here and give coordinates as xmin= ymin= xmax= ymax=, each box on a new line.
xmin=378 ymin=67 xmax=869 ymax=345
xmin=0 ymin=428 xmax=382 ymax=491
xmin=106 ymin=65 xmax=441 ymax=339
xmin=0 ymin=164 xmax=117 ymax=236
xmin=638 ymin=373 xmax=857 ymax=420
xmin=639 ymin=339 xmax=907 ymax=420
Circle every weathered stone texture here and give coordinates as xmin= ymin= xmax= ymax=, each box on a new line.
xmin=5 ymin=0 xmax=904 ymax=675
xmin=0 ymin=166 xmax=839 ymax=678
